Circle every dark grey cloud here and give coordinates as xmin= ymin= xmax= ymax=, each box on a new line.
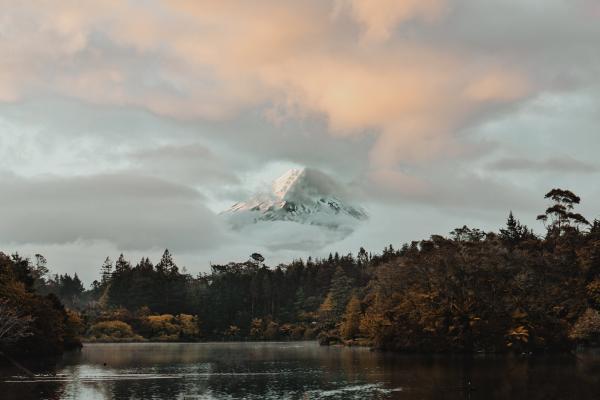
xmin=0 ymin=173 xmax=224 ymax=251
xmin=198 ymin=112 xmax=375 ymax=181
xmin=360 ymin=168 xmax=538 ymax=215
xmin=129 ymin=143 xmax=240 ymax=185
xmin=408 ymin=0 xmax=600 ymax=69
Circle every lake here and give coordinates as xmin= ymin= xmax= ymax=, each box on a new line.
xmin=2 ymin=342 xmax=600 ymax=399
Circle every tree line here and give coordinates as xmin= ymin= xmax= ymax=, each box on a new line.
xmin=2 ymin=188 xmax=600 ymax=356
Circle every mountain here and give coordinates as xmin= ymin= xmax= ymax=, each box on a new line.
xmin=222 ymin=168 xmax=367 ymax=234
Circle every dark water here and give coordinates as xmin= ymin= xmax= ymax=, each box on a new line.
xmin=2 ymin=342 xmax=600 ymax=399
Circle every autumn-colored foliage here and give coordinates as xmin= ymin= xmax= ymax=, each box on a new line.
xmin=0 ymin=252 xmax=82 ymax=356
xmin=88 ymin=320 xmax=142 ymax=342
xmin=5 ymin=188 xmax=600 ymax=354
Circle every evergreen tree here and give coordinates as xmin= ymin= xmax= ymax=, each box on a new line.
xmin=156 ymin=249 xmax=177 ymax=274
xmin=357 ymin=247 xmax=369 ymax=265
xmin=293 ymin=287 xmax=306 ymax=318
xmin=114 ymin=254 xmax=131 ymax=274
xmin=500 ymin=211 xmax=533 ymax=247
xmin=57 ymin=273 xmax=85 ymax=308
xmin=130 ymin=257 xmax=156 ymax=310
xmin=100 ymin=257 xmax=113 ymax=284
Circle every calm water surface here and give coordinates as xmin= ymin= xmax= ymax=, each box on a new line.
xmin=2 ymin=342 xmax=600 ymax=399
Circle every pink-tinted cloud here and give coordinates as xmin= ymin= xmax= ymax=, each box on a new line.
xmin=343 ymin=0 xmax=447 ymax=42
xmin=1 ymin=0 xmax=596 ymax=198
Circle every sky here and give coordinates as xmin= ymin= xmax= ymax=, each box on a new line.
xmin=1 ymin=0 xmax=600 ymax=284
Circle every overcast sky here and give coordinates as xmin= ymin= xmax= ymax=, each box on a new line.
xmin=1 ymin=0 xmax=600 ymax=284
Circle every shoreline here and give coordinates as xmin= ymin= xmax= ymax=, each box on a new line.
xmin=80 ymin=338 xmax=318 ymax=345
xmin=77 ymin=340 xmax=600 ymax=356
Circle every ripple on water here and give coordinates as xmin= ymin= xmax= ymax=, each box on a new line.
xmin=4 ymin=370 xmax=294 ymax=383
xmin=303 ymin=383 xmax=403 ymax=399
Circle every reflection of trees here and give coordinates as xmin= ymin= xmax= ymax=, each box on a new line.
xmin=109 ymin=378 xmax=193 ymax=400
xmin=1 ymin=382 xmax=66 ymax=400
xmin=0 ymin=357 xmax=66 ymax=400
xmin=372 ymin=354 xmax=600 ymax=400
xmin=79 ymin=344 xmax=600 ymax=399
xmin=4 ymin=343 xmax=600 ymax=399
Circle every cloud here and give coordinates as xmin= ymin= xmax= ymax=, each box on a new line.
xmin=1 ymin=1 xmax=597 ymax=176
xmin=342 ymin=0 xmax=447 ymax=42
xmin=4 ymin=0 xmax=594 ymax=174
xmin=2 ymin=1 xmax=598 ymax=220
xmin=234 ymin=221 xmax=352 ymax=252
xmin=1 ymin=0 xmax=600 ymax=279
xmin=0 ymin=173 xmax=224 ymax=251
xmin=464 ymin=71 xmax=531 ymax=102
xmin=363 ymin=167 xmax=538 ymax=214
xmin=129 ymin=143 xmax=240 ymax=185
xmin=488 ymin=157 xmax=599 ymax=173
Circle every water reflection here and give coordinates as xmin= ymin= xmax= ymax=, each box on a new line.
xmin=1 ymin=342 xmax=600 ymax=399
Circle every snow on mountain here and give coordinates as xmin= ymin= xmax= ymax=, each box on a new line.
xmin=222 ymin=168 xmax=367 ymax=236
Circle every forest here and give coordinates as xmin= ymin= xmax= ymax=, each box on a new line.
xmin=2 ymin=188 xmax=600 ymax=357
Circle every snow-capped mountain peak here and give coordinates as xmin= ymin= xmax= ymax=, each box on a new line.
xmin=222 ymin=167 xmax=367 ymax=233
xmin=272 ymin=167 xmax=305 ymax=200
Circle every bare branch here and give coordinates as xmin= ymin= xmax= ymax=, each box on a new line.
xmin=0 ymin=299 xmax=34 ymax=344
